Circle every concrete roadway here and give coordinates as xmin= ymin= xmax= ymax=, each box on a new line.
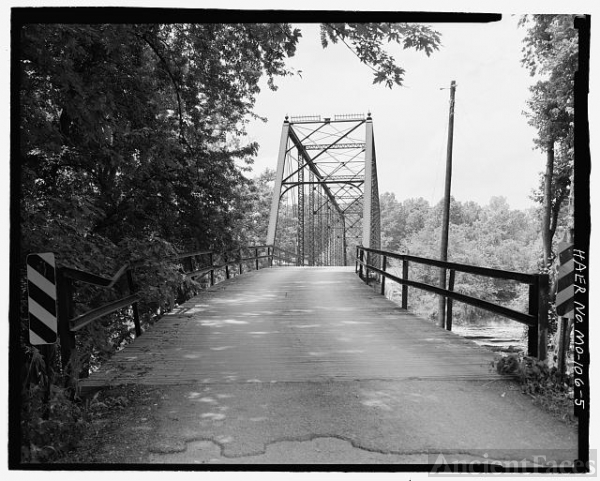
xmin=82 ymin=267 xmax=578 ymax=466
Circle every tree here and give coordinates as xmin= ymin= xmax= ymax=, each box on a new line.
xmin=402 ymin=197 xmax=431 ymax=239
xmin=379 ymin=195 xmax=540 ymax=324
xmin=379 ymin=192 xmax=405 ymax=251
xmin=320 ymin=23 xmax=441 ymax=87
xmin=520 ymin=15 xmax=577 ymax=268
xmin=235 ymin=168 xmax=276 ymax=245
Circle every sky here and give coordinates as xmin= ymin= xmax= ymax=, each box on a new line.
xmin=243 ymin=17 xmax=550 ymax=211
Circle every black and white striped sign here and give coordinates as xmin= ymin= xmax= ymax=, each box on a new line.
xmin=556 ymin=240 xmax=574 ymax=318
xmin=27 ymin=253 xmax=58 ymax=345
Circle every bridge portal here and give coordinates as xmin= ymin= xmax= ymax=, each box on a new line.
xmin=266 ymin=114 xmax=381 ymax=266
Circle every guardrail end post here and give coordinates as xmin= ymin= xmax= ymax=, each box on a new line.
xmin=56 ymin=268 xmax=76 ymax=378
xmin=537 ymin=273 xmax=549 ymax=361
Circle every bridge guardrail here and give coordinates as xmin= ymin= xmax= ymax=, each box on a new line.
xmin=355 ymin=245 xmax=549 ymax=360
xmin=271 ymin=245 xmax=300 ymax=266
xmin=53 ymin=245 xmax=282 ymax=376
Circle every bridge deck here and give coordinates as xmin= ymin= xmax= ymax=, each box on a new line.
xmin=79 ymin=267 xmax=577 ymax=464
xmin=82 ymin=267 xmax=503 ymax=388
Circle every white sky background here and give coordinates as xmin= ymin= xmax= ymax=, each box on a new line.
xmin=244 ymin=18 xmax=549 ymax=211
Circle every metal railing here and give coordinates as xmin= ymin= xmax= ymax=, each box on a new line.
xmin=271 ymin=245 xmax=300 ymax=266
xmin=355 ymin=246 xmax=549 ymax=360
xmin=55 ymin=245 xmax=284 ymax=374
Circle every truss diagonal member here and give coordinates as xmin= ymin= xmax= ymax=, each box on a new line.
xmin=287 ymin=128 xmax=345 ymax=217
xmin=321 ymin=149 xmax=366 ymax=181
xmin=293 ymin=120 xmax=366 ymax=165
xmin=296 ymin=122 xmax=329 ymax=147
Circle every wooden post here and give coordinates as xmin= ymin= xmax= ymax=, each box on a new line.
xmin=225 ymin=252 xmax=230 ymax=279
xmin=402 ymin=260 xmax=409 ymax=310
xmin=209 ymin=253 xmax=215 ymax=286
xmin=358 ymin=248 xmax=364 ymax=279
xmin=380 ymin=255 xmax=387 ymax=296
xmin=527 ymin=281 xmax=539 ymax=358
xmin=41 ymin=344 xmax=56 ymax=419
xmin=56 ymin=268 xmax=76 ymax=375
xmin=557 ymin=316 xmax=569 ymax=376
xmin=537 ymin=274 xmax=549 ymax=361
xmin=446 ymin=269 xmax=455 ymax=331
xmin=239 ymin=249 xmax=243 ymax=275
xmin=255 ymin=247 xmax=259 ymax=271
xmin=126 ymin=270 xmax=141 ymax=337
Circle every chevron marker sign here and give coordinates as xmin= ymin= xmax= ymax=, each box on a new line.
xmin=556 ymin=241 xmax=574 ymax=318
xmin=27 ymin=253 xmax=58 ymax=345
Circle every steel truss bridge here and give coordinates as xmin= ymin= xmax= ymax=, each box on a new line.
xmin=266 ymin=114 xmax=381 ymax=266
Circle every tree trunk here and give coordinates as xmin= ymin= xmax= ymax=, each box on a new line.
xmin=542 ymin=141 xmax=555 ymax=268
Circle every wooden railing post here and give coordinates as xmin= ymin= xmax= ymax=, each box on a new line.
xmin=239 ymin=248 xmax=243 ymax=275
xmin=255 ymin=247 xmax=259 ymax=271
xmin=402 ymin=259 xmax=409 ymax=310
xmin=209 ymin=252 xmax=215 ymax=286
xmin=537 ymin=274 xmax=549 ymax=361
xmin=225 ymin=252 xmax=230 ymax=279
xmin=527 ymin=280 xmax=539 ymax=358
xmin=358 ymin=248 xmax=364 ymax=279
xmin=56 ymin=268 xmax=76 ymax=375
xmin=381 ymin=255 xmax=387 ymax=296
xmin=446 ymin=269 xmax=455 ymax=331
xmin=126 ymin=270 xmax=141 ymax=337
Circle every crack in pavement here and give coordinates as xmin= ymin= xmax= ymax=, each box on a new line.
xmin=148 ymin=433 xmax=571 ymax=465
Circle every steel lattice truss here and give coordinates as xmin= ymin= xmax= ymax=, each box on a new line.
xmin=266 ymin=114 xmax=381 ymax=266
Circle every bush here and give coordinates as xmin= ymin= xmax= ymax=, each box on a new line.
xmin=492 ymin=354 xmax=576 ymax=425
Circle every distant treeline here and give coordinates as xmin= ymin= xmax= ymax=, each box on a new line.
xmin=378 ymin=193 xmax=543 ymax=324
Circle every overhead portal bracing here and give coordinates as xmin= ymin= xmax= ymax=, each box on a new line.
xmin=266 ymin=114 xmax=381 ymax=266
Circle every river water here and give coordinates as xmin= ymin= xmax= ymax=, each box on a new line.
xmin=384 ymin=285 xmax=527 ymax=354
xmin=452 ymin=320 xmax=527 ymax=353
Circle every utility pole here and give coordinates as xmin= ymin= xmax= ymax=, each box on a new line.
xmin=438 ymin=80 xmax=456 ymax=329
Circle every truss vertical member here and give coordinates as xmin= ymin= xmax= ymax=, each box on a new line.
xmin=297 ymin=152 xmax=305 ymax=266
xmin=309 ymin=170 xmax=315 ymax=266
xmin=266 ymin=114 xmax=381 ymax=267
